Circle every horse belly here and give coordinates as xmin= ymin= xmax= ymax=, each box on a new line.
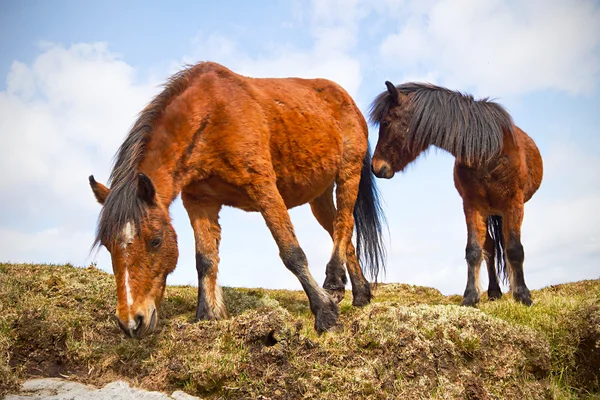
xmin=271 ymin=130 xmax=342 ymax=209
xmin=187 ymin=178 xmax=258 ymax=211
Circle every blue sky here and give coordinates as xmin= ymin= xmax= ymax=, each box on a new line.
xmin=1 ymin=0 xmax=599 ymax=296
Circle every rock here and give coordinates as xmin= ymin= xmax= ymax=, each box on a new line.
xmin=3 ymin=379 xmax=200 ymax=400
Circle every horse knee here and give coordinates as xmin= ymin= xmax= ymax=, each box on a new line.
xmin=281 ymin=246 xmax=308 ymax=275
xmin=507 ymin=241 xmax=524 ymax=265
xmin=465 ymin=244 xmax=482 ymax=266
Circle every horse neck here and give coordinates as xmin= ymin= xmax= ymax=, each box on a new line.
xmin=136 ymin=121 xmax=201 ymax=208
xmin=134 ymin=72 xmax=217 ymax=207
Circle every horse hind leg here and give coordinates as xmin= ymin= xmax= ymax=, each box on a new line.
xmin=461 ymin=206 xmax=487 ymax=307
xmin=181 ymin=195 xmax=227 ymax=321
xmin=310 ymin=187 xmax=372 ymax=306
xmin=309 ymin=186 xmax=347 ymax=303
xmin=484 ymin=217 xmax=503 ymax=301
xmin=503 ymin=205 xmax=533 ymax=306
xmin=345 ymin=245 xmax=372 ymax=306
xmin=330 ymin=168 xmax=373 ymax=306
xmin=247 ymin=178 xmax=338 ymax=333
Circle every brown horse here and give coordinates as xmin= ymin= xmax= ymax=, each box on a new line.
xmin=370 ymin=81 xmax=542 ymax=306
xmin=88 ymin=62 xmax=386 ymax=338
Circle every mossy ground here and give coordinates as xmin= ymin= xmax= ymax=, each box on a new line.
xmin=1 ymin=263 xmax=598 ymax=399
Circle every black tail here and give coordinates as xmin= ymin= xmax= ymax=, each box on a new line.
xmin=487 ymin=215 xmax=507 ymax=283
xmin=354 ymin=144 xmax=387 ymax=282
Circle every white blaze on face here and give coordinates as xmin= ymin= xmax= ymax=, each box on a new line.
xmin=121 ymin=221 xmax=136 ymax=309
xmin=124 ymin=267 xmax=134 ymax=307
xmin=122 ymin=222 xmax=135 ymax=250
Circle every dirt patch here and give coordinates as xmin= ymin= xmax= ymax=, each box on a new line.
xmin=573 ymin=301 xmax=600 ymax=392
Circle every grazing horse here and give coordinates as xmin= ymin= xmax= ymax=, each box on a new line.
xmin=369 ymin=81 xmax=542 ymax=306
xmin=89 ymin=62 xmax=386 ymax=338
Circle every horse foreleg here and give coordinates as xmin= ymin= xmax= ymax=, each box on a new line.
xmin=462 ymin=205 xmax=487 ymax=306
xmin=182 ymin=195 xmax=227 ymax=321
xmin=248 ymin=180 xmax=338 ymax=333
xmin=503 ymin=205 xmax=533 ymax=306
xmin=484 ymin=229 xmax=502 ymax=300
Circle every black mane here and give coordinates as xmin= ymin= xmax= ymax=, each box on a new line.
xmin=94 ymin=62 xmax=214 ymax=248
xmin=369 ymin=82 xmax=514 ymax=165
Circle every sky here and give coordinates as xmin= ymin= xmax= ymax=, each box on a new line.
xmin=0 ymin=0 xmax=599 ymax=297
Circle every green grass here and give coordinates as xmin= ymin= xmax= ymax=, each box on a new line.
xmin=1 ymin=262 xmax=598 ymax=399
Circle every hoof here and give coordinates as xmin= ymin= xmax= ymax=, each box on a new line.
xmin=487 ymin=288 xmax=503 ymax=301
xmin=513 ymin=287 xmax=533 ymax=306
xmin=314 ymin=296 xmax=339 ymax=334
xmin=352 ymin=285 xmax=372 ymax=307
xmin=194 ymin=304 xmax=227 ymax=322
xmin=461 ymin=292 xmax=480 ymax=307
xmin=325 ymin=287 xmax=345 ymax=303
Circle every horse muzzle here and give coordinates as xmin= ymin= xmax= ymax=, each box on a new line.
xmin=116 ymin=304 xmax=158 ymax=339
xmin=371 ymin=160 xmax=395 ymax=179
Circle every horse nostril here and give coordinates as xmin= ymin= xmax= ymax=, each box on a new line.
xmin=373 ymin=164 xmax=388 ymax=178
xmin=133 ymin=313 xmax=144 ymax=333
xmin=116 ymin=317 xmax=133 ymax=337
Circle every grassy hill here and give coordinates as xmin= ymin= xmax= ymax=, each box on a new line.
xmin=1 ymin=263 xmax=598 ymax=399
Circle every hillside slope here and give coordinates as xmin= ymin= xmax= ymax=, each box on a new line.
xmin=1 ymin=263 xmax=598 ymax=399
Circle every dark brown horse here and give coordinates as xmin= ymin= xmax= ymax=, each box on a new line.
xmin=370 ymin=81 xmax=542 ymax=306
xmin=88 ymin=62 xmax=386 ymax=338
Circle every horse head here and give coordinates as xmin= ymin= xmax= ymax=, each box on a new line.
xmin=371 ymin=81 xmax=428 ymax=178
xmin=89 ymin=173 xmax=178 ymax=338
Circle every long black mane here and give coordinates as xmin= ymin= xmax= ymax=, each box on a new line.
xmin=369 ymin=82 xmax=515 ymax=165
xmin=94 ymin=63 xmax=213 ymax=248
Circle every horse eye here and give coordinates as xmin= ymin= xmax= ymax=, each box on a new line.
xmin=382 ymin=121 xmax=390 ymax=127
xmin=150 ymin=237 xmax=162 ymax=248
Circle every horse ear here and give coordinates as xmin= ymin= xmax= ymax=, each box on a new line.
xmin=89 ymin=175 xmax=110 ymax=205
xmin=385 ymin=81 xmax=400 ymax=105
xmin=137 ymin=173 xmax=156 ymax=204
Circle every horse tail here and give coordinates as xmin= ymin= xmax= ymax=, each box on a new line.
xmin=353 ymin=144 xmax=387 ymax=282
xmin=487 ymin=215 xmax=507 ymax=283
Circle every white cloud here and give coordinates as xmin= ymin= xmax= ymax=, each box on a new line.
xmin=0 ymin=43 xmax=158 ymax=204
xmin=379 ymin=0 xmax=600 ymax=97
xmin=0 ymin=43 xmax=159 ymax=267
